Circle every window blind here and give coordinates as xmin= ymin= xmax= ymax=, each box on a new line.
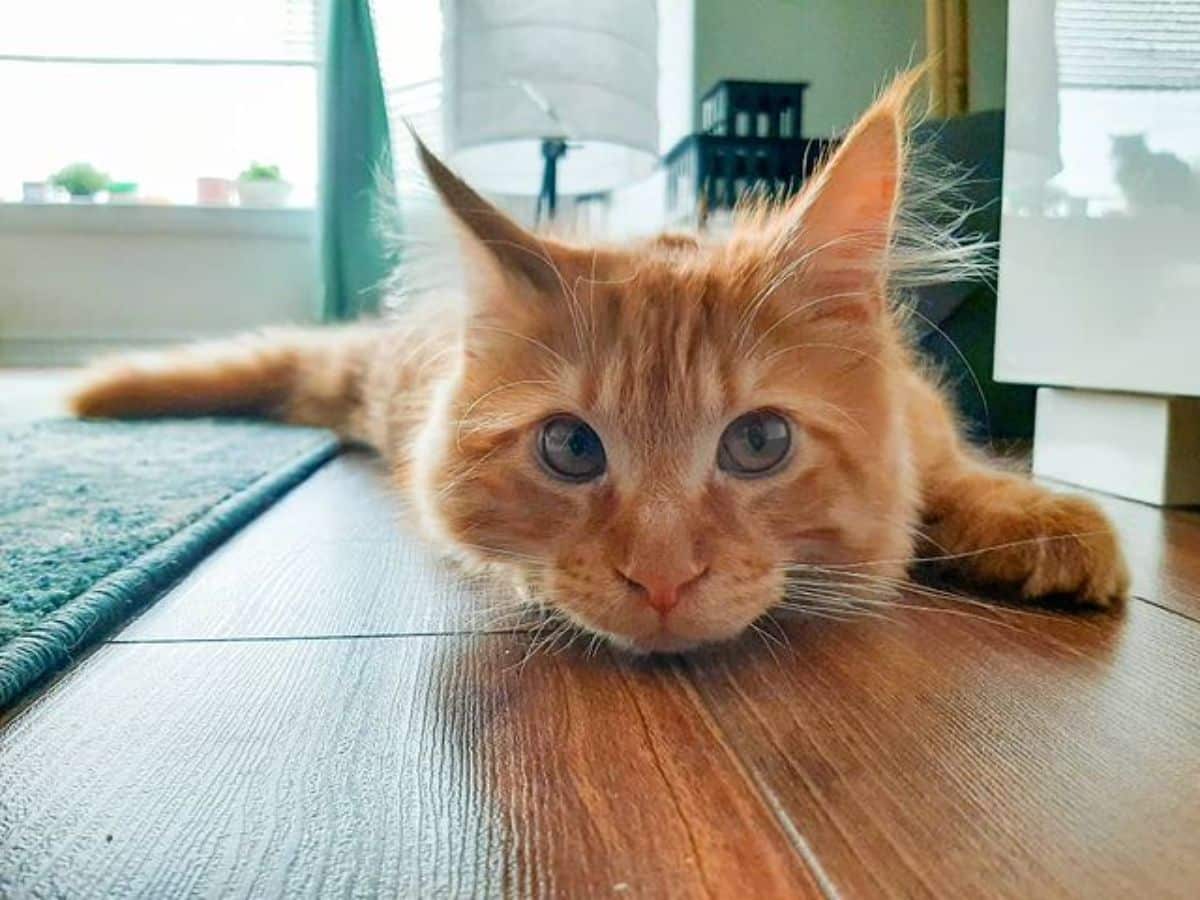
xmin=1056 ymin=0 xmax=1200 ymax=89
xmin=372 ymin=0 xmax=445 ymax=166
xmin=0 ymin=0 xmax=317 ymax=63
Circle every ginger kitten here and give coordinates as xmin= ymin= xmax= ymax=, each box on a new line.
xmin=71 ymin=74 xmax=1129 ymax=653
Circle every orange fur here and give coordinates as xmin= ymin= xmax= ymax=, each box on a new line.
xmin=70 ymin=72 xmax=1128 ymax=653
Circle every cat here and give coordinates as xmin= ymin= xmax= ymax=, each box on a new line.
xmin=1111 ymin=133 xmax=1199 ymax=213
xmin=70 ymin=73 xmax=1128 ymax=654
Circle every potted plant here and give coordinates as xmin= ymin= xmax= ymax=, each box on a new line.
xmin=50 ymin=163 xmax=109 ymax=202
xmin=196 ymin=176 xmax=235 ymax=206
xmin=235 ymin=162 xmax=292 ymax=208
xmin=107 ymin=181 xmax=140 ymax=204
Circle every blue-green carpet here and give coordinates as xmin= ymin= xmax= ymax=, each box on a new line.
xmin=0 ymin=419 xmax=339 ymax=709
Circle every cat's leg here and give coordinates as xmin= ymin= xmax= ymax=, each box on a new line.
xmin=919 ymin=461 xmax=1129 ymax=606
xmin=908 ymin=376 xmax=1129 ymax=607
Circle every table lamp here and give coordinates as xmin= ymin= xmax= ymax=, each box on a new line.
xmin=442 ymin=0 xmax=659 ymax=222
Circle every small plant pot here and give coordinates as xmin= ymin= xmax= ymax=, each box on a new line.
xmin=196 ymin=177 xmax=235 ymax=206
xmin=22 ymin=182 xmax=51 ymax=203
xmin=107 ymin=182 xmax=140 ymax=204
xmin=236 ymin=179 xmax=292 ymax=208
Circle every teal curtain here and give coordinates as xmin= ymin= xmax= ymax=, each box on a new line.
xmin=320 ymin=0 xmax=395 ymax=321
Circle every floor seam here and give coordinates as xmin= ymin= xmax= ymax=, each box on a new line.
xmin=106 ymin=629 xmax=530 ymax=645
xmin=673 ymin=663 xmax=842 ymax=900
xmin=1131 ymin=593 xmax=1200 ymax=626
xmin=614 ymin=662 xmax=718 ymax=900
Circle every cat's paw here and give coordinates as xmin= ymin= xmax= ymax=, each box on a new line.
xmin=928 ymin=489 xmax=1130 ymax=608
xmin=1015 ymin=495 xmax=1129 ymax=606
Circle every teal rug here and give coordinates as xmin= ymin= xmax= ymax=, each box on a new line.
xmin=0 ymin=419 xmax=339 ymax=709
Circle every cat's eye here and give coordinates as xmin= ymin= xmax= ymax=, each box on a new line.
xmin=539 ymin=415 xmax=607 ymax=482
xmin=718 ymin=410 xmax=792 ymax=476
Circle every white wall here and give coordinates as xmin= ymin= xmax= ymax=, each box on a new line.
xmin=657 ymin=0 xmax=698 ymax=150
xmin=689 ymin=0 xmax=1008 ymax=138
xmin=0 ymin=205 xmax=320 ymax=365
xmin=693 ymin=0 xmax=928 ymax=136
xmin=969 ymin=0 xmax=1009 ymax=111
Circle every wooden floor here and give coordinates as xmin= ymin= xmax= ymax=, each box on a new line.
xmin=3 ymin=442 xmax=1200 ymax=895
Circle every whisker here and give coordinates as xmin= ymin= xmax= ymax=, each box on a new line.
xmin=901 ymin=301 xmax=993 ymax=448
xmin=791 ymin=395 xmax=870 ymax=436
xmin=749 ymin=621 xmax=784 ymax=664
xmin=818 ymin=569 xmax=1065 ymax=624
xmin=476 ymin=235 xmax=574 ymax=301
xmin=808 ymin=531 xmax=1113 ymax=570
xmin=734 ymin=231 xmax=874 ymax=347
xmin=781 ymin=559 xmax=1070 ymax=628
xmin=510 ymin=615 xmax=561 ymax=673
xmin=734 ymin=258 xmax=804 ymax=347
xmin=762 ymin=340 xmax=895 ymax=373
xmin=449 ymin=538 xmax=545 ymax=566
xmin=744 ymin=290 xmax=865 ymax=356
xmin=436 ymin=443 xmax=506 ymax=497
xmin=760 ymin=612 xmax=793 ymax=649
xmin=774 ymin=602 xmax=876 ymax=623
xmin=465 ymin=325 xmax=569 ymax=369
xmin=783 ymin=571 xmax=1040 ymax=629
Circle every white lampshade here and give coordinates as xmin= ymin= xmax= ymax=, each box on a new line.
xmin=442 ymin=0 xmax=659 ymax=195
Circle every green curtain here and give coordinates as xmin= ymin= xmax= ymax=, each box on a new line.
xmin=320 ymin=0 xmax=395 ymax=321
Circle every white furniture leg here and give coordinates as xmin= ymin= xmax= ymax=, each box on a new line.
xmin=1033 ymin=388 xmax=1200 ymax=506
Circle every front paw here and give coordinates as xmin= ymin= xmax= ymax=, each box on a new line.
xmin=930 ymin=492 xmax=1130 ymax=608
xmin=1020 ymin=495 xmax=1129 ymax=606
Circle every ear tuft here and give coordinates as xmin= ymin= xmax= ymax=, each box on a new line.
xmin=761 ymin=68 xmax=926 ymax=319
xmin=794 ymin=68 xmax=924 ymax=252
xmin=739 ymin=70 xmax=926 ymax=326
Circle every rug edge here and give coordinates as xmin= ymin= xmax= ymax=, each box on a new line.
xmin=0 ymin=437 xmax=340 ymax=712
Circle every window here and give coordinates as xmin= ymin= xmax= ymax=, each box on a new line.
xmin=371 ymin=0 xmax=448 ymax=243
xmin=1051 ymin=0 xmax=1200 ymax=212
xmin=374 ymin=0 xmax=443 ymax=178
xmin=1 ymin=0 xmax=319 ymax=206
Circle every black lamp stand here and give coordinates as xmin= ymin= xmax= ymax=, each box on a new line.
xmin=536 ymin=137 xmax=569 ymax=225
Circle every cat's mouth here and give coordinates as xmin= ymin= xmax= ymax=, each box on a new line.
xmin=553 ymin=579 xmax=775 ymax=655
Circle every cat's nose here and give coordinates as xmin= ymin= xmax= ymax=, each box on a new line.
xmin=617 ymin=563 xmax=709 ymax=616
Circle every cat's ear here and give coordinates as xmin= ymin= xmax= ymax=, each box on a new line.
xmin=412 ymin=132 xmax=571 ymax=301
xmin=768 ymin=70 xmax=921 ymax=319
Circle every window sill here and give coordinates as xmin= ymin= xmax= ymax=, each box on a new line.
xmin=0 ymin=202 xmax=316 ymax=239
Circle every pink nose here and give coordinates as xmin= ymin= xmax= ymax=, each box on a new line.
xmin=617 ymin=564 xmax=709 ymax=616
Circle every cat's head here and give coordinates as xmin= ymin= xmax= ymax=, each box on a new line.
xmin=412 ymin=74 xmax=926 ymax=653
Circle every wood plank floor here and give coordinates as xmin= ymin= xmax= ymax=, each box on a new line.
xmin=3 ymin=446 xmax=1200 ymax=897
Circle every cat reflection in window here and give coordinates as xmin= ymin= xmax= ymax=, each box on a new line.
xmin=1111 ymin=134 xmax=1199 ymax=213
